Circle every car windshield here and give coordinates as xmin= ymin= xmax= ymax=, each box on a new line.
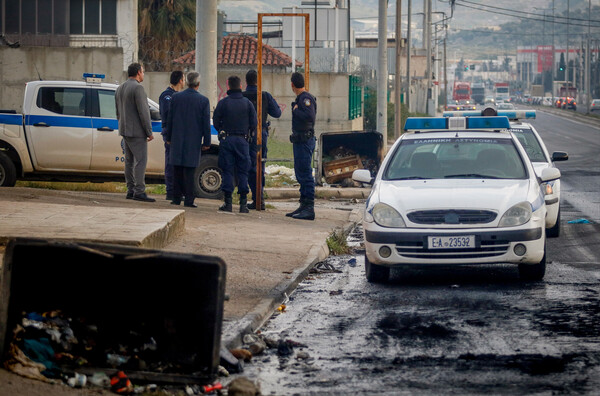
xmin=384 ymin=137 xmax=527 ymax=180
xmin=509 ymin=127 xmax=547 ymax=162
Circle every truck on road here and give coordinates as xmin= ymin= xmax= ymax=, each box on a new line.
xmin=494 ymin=82 xmax=510 ymax=102
xmin=452 ymin=81 xmax=471 ymax=102
xmin=471 ymin=82 xmax=485 ymax=105
xmin=0 ymin=75 xmax=223 ymax=199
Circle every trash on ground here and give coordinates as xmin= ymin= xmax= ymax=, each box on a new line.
xmin=227 ymin=376 xmax=261 ymax=396
xmin=567 ymin=218 xmax=592 ymax=224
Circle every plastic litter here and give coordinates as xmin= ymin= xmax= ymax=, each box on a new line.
xmin=66 ymin=373 xmax=87 ymax=388
xmin=88 ymin=372 xmax=111 ymax=388
xmin=567 ymin=218 xmax=592 ymax=224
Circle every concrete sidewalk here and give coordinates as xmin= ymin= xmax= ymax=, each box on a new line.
xmin=0 ymin=187 xmax=362 ymax=351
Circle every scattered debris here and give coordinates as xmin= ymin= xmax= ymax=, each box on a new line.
xmin=277 ymin=304 xmax=287 ymax=313
xmin=230 ymin=349 xmax=253 ymax=362
xmin=310 ymin=261 xmax=342 ymax=274
xmin=329 ymin=290 xmax=343 ymax=296
xmin=568 ymin=218 xmax=592 ymax=224
xmin=227 ymin=376 xmax=261 ymax=396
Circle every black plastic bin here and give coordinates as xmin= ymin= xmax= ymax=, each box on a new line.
xmin=0 ymin=238 xmax=226 ymax=384
xmin=315 ymin=130 xmax=384 ymax=185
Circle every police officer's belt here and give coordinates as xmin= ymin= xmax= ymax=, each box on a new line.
xmin=290 ymin=130 xmax=314 ymax=144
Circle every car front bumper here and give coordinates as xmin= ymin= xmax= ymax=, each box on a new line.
xmin=364 ymin=226 xmax=545 ymax=266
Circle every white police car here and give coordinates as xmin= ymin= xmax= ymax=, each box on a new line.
xmin=443 ymin=110 xmax=568 ymax=237
xmin=353 ymin=116 xmax=561 ymax=283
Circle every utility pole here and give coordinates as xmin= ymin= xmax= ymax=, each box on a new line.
xmin=406 ymin=0 xmax=412 ymax=111
xmin=196 ymin=0 xmax=218 ymax=110
xmin=586 ymin=0 xmax=591 ymax=113
xmin=425 ymin=0 xmax=432 ymax=115
xmin=395 ymin=0 xmax=402 ymax=140
xmin=566 ymin=0 xmax=570 ymax=90
xmin=444 ymin=21 xmax=447 ymax=111
xmin=377 ymin=0 xmax=388 ymax=150
xmin=552 ymin=0 xmax=555 ymax=101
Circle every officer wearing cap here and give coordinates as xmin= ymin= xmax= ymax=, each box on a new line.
xmin=213 ymin=75 xmax=258 ymax=213
xmin=159 ymin=70 xmax=185 ymax=201
xmin=286 ymin=72 xmax=317 ymax=221
xmin=243 ymin=69 xmax=282 ymax=210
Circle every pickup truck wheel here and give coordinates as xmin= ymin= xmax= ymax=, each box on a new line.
xmin=0 ymin=151 xmax=17 ymax=187
xmin=194 ymin=154 xmax=224 ymax=200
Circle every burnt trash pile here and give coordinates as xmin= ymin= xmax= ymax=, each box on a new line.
xmin=0 ymin=239 xmax=227 ymax=394
xmin=318 ymin=131 xmax=383 ymax=186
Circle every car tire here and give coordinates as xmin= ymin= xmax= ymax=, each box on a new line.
xmin=0 ymin=151 xmax=17 ymax=187
xmin=546 ymin=207 xmax=561 ymax=238
xmin=194 ymin=154 xmax=224 ymax=200
xmin=519 ymin=245 xmax=546 ymax=281
xmin=365 ymin=253 xmax=390 ymax=283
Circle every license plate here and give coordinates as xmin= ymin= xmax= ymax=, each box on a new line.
xmin=428 ymin=235 xmax=476 ymax=249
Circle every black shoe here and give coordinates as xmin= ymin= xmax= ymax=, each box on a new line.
xmin=219 ymin=194 xmax=233 ymax=212
xmin=133 ymin=193 xmax=156 ymax=202
xmin=170 ymin=201 xmax=181 ymax=206
xmin=184 ymin=203 xmax=198 ymax=208
xmin=291 ymin=201 xmax=315 ymax=220
xmin=126 ymin=192 xmax=134 ymax=199
xmin=248 ymin=201 xmax=266 ymax=210
xmin=239 ymin=195 xmax=249 ymax=214
xmin=286 ymin=199 xmax=306 ymax=217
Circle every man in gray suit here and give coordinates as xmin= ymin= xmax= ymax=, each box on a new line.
xmin=115 ymin=62 xmax=155 ymax=202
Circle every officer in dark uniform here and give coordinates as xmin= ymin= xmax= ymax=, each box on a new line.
xmin=287 ymin=72 xmax=317 ymax=221
xmin=159 ymin=70 xmax=185 ymax=200
xmin=243 ymin=69 xmax=282 ymax=210
xmin=213 ymin=75 xmax=257 ymax=213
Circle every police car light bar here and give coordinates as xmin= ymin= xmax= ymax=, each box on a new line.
xmin=442 ymin=110 xmax=536 ymax=121
xmin=404 ymin=116 xmax=510 ymax=132
xmin=83 ymin=73 xmax=105 ymax=83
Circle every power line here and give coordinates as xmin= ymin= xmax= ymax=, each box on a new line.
xmin=457 ymin=0 xmax=600 ymax=24
xmin=454 ymin=2 xmax=600 ymax=29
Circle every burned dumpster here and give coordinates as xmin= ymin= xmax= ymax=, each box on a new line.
xmin=0 ymin=238 xmax=226 ymax=386
xmin=316 ymin=130 xmax=384 ymax=186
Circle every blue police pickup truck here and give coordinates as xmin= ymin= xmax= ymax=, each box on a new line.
xmin=0 ymin=75 xmax=223 ymax=199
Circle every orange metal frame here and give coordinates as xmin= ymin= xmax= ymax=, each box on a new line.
xmin=255 ymin=13 xmax=310 ymax=210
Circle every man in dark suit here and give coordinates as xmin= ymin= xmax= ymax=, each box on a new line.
xmin=164 ymin=72 xmax=211 ymax=208
xmin=115 ymin=62 xmax=155 ymax=202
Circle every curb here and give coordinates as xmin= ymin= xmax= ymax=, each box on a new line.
xmin=221 ymin=208 xmax=362 ymax=349
xmin=266 ymin=187 xmax=371 ymax=200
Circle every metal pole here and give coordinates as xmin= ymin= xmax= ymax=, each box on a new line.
xmin=586 ymin=0 xmax=591 ymax=113
xmin=377 ymin=0 xmax=388 ymax=150
xmin=425 ymin=0 xmax=431 ymax=115
xmin=566 ymin=0 xmax=570 ymax=89
xmin=552 ymin=0 xmax=555 ymax=102
xmin=406 ymin=0 xmax=411 ymax=111
xmin=395 ymin=0 xmax=402 ymax=140
xmin=335 ymin=4 xmax=339 ymax=73
xmin=292 ymin=6 xmax=296 ymax=72
xmin=196 ymin=0 xmax=218 ymax=109
xmin=257 ymin=16 xmax=263 ymax=210
xmin=444 ymin=22 xmax=447 ymax=111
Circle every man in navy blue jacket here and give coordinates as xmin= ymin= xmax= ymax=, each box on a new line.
xmin=242 ymin=69 xmax=281 ymax=210
xmin=159 ymin=70 xmax=185 ymax=201
xmin=164 ymin=72 xmax=211 ymax=208
xmin=213 ymin=75 xmax=257 ymax=213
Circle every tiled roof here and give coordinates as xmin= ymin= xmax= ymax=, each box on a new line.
xmin=173 ymin=34 xmax=302 ymax=67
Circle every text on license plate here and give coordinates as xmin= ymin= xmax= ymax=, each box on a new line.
xmin=428 ymin=235 xmax=476 ymax=249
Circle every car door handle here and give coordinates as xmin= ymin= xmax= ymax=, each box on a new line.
xmin=96 ymin=127 xmax=114 ymax=132
xmin=33 ymin=122 xmax=49 ymax=127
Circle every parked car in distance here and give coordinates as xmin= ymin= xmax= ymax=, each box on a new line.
xmin=497 ymin=102 xmax=516 ymax=110
xmin=591 ymin=99 xmax=600 ymax=113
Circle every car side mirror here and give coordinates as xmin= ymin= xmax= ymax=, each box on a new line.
xmin=551 ymin=151 xmax=568 ymax=162
xmin=352 ymin=169 xmax=374 ymax=185
xmin=150 ymin=109 xmax=161 ymax=121
xmin=541 ymin=167 xmax=561 ymax=182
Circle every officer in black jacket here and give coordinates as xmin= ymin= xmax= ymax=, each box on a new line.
xmin=287 ymin=72 xmax=317 ymax=220
xmin=213 ymin=75 xmax=258 ymax=213
xmin=243 ymin=69 xmax=282 ymax=210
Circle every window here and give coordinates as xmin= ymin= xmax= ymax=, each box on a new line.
xmin=21 ymin=0 xmax=36 ymax=34
xmin=37 ymin=87 xmax=87 ymax=116
xmin=6 ymin=0 xmax=20 ymax=34
xmin=97 ymin=90 xmax=116 ymax=119
xmin=69 ymin=0 xmax=116 ymax=35
xmin=38 ymin=0 xmax=53 ymax=34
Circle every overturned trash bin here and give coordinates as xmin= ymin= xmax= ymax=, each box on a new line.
xmin=0 ymin=238 xmax=226 ymax=385
xmin=315 ymin=130 xmax=384 ymax=186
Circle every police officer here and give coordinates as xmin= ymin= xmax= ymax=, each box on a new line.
xmin=286 ymin=72 xmax=317 ymax=221
xmin=243 ymin=69 xmax=282 ymax=210
xmin=213 ymin=75 xmax=257 ymax=213
xmin=159 ymin=70 xmax=185 ymax=201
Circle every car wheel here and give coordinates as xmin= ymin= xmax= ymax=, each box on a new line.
xmin=519 ymin=245 xmax=546 ymax=281
xmin=546 ymin=207 xmax=560 ymax=238
xmin=365 ymin=253 xmax=390 ymax=283
xmin=194 ymin=154 xmax=224 ymax=200
xmin=0 ymin=151 xmax=17 ymax=187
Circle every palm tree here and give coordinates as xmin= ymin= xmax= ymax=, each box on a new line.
xmin=139 ymin=0 xmax=196 ymax=71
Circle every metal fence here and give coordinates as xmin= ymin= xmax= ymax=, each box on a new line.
xmin=349 ymin=75 xmax=362 ymax=120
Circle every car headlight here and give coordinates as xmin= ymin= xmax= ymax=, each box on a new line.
xmin=498 ymin=202 xmax=532 ymax=227
xmin=372 ymin=203 xmax=406 ymax=228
